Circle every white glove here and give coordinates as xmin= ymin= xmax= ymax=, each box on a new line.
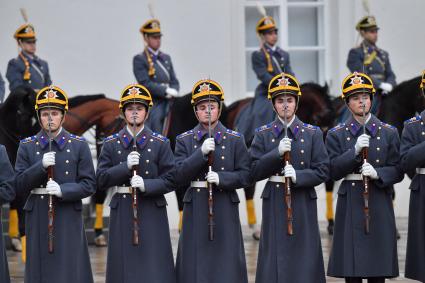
xmin=131 ymin=175 xmax=145 ymax=192
xmin=127 ymin=151 xmax=140 ymax=170
xmin=42 ymin=152 xmax=56 ymax=169
xmin=166 ymin=87 xmax=179 ymax=96
xmin=46 ymin=180 xmax=62 ymax=197
xmin=284 ymin=164 xmax=296 ymax=183
xmin=278 ymin=137 xmax=292 ymax=156
xmin=379 ymin=82 xmax=393 ymax=94
xmin=354 ymin=134 xmax=370 ymax=155
xmin=361 ymin=162 xmax=379 ymax=180
xmin=206 ymin=171 xmax=219 ymax=186
xmin=201 ymin=138 xmax=215 ymax=156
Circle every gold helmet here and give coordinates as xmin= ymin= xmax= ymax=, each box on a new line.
xmin=356 ymin=15 xmax=379 ymax=31
xmin=14 ymin=23 xmax=36 ymax=40
xmin=268 ymin=73 xmax=302 ymax=100
xmin=140 ymin=19 xmax=161 ymax=35
xmin=420 ymin=70 xmax=425 ymax=89
xmin=256 ymin=16 xmax=277 ymax=34
xmin=191 ymin=79 xmax=225 ymax=106
xmin=35 ymin=86 xmax=68 ymax=112
xmin=119 ymin=84 xmax=153 ymax=111
xmin=341 ymin=72 xmax=376 ymax=99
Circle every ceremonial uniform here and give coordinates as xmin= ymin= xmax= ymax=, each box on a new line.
xmin=0 ymin=145 xmax=15 ymax=283
xmin=96 ymin=84 xmax=176 ymax=283
xmin=175 ymin=79 xmax=250 ymax=283
xmin=326 ymin=73 xmax=402 ymax=281
xmin=6 ymin=24 xmax=52 ymax=92
xmin=14 ymin=86 xmax=95 ymax=283
xmin=133 ymin=19 xmax=180 ymax=133
xmin=400 ymin=72 xmax=425 ymax=283
xmin=237 ymin=16 xmax=294 ymax=143
xmin=252 ymin=73 xmax=328 ymax=283
xmin=346 ymin=16 xmax=396 ymax=116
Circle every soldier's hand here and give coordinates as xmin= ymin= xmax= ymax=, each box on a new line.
xmin=127 ymin=151 xmax=140 ymax=170
xmin=46 ymin=180 xmax=62 ymax=197
xmin=284 ymin=164 xmax=296 ymax=183
xmin=354 ymin=134 xmax=370 ymax=155
xmin=166 ymin=87 xmax=179 ymax=96
xmin=42 ymin=152 xmax=56 ymax=169
xmin=206 ymin=171 xmax=219 ymax=186
xmin=379 ymin=82 xmax=393 ymax=94
xmin=278 ymin=137 xmax=292 ymax=156
xmin=361 ymin=162 xmax=379 ymax=180
xmin=131 ymin=175 xmax=145 ymax=192
xmin=201 ymin=138 xmax=215 ymax=156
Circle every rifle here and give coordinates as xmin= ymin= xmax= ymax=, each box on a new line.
xmin=131 ymin=110 xmax=140 ymax=245
xmin=47 ymin=89 xmax=55 ymax=253
xmin=283 ymin=98 xmax=294 ymax=236
xmin=207 ymin=89 xmax=215 ymax=241
xmin=361 ymin=95 xmax=370 ymax=234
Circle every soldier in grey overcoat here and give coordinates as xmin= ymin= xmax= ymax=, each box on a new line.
xmin=96 ymin=84 xmax=176 ymax=283
xmin=251 ymin=73 xmax=328 ymax=283
xmin=326 ymin=72 xmax=403 ymax=283
xmin=14 ymin=86 xmax=95 ymax=283
xmin=400 ymin=71 xmax=425 ymax=283
xmin=175 ymin=79 xmax=250 ymax=283
xmin=0 ymin=144 xmax=15 ymax=283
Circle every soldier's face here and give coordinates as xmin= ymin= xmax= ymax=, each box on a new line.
xmin=145 ymin=34 xmax=162 ymax=50
xmin=124 ymin=103 xmax=148 ymax=126
xmin=195 ymin=101 xmax=220 ymax=125
xmin=19 ymin=39 xmax=37 ymax=54
xmin=262 ymin=30 xmax=278 ymax=46
xmin=347 ymin=93 xmax=372 ymax=116
xmin=39 ymin=109 xmax=64 ymax=133
xmin=273 ymin=94 xmax=297 ymax=120
xmin=361 ymin=29 xmax=378 ymax=44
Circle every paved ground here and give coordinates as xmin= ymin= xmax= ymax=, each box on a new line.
xmin=7 ymin=218 xmax=419 ymax=283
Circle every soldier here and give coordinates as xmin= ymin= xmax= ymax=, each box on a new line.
xmin=326 ymin=72 xmax=403 ymax=283
xmin=237 ymin=15 xmax=294 ymax=144
xmin=14 ymin=86 xmax=95 ymax=283
xmin=0 ymin=144 xmax=16 ymax=283
xmin=347 ymin=16 xmax=396 ymax=115
xmin=6 ymin=23 xmax=52 ymax=92
xmin=400 ymin=70 xmax=425 ymax=283
xmin=133 ymin=19 xmax=180 ymax=133
xmin=251 ymin=73 xmax=328 ymax=283
xmin=97 ymin=84 xmax=176 ymax=283
xmin=175 ymin=79 xmax=250 ymax=283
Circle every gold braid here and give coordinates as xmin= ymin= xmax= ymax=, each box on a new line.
xmin=19 ymin=52 xmax=31 ymax=81
xmin=144 ymin=48 xmax=155 ymax=77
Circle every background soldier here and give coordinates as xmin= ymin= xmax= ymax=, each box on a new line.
xmin=14 ymin=86 xmax=95 ymax=283
xmin=347 ymin=16 xmax=396 ymax=115
xmin=0 ymin=144 xmax=16 ymax=283
xmin=400 ymin=70 xmax=425 ymax=283
xmin=251 ymin=73 xmax=328 ymax=283
xmin=5 ymin=23 xmax=52 ymax=255
xmin=326 ymin=72 xmax=403 ymax=283
xmin=175 ymin=79 xmax=250 ymax=283
xmin=133 ymin=19 xmax=180 ymax=134
xmin=96 ymin=84 xmax=176 ymax=283
xmin=6 ymin=23 xmax=52 ymax=93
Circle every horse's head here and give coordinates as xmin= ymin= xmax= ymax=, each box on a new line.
xmin=299 ymin=82 xmax=335 ymax=131
xmin=0 ymin=86 xmax=39 ymax=139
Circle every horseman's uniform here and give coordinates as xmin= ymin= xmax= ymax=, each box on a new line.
xmin=133 ymin=19 xmax=180 ymax=133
